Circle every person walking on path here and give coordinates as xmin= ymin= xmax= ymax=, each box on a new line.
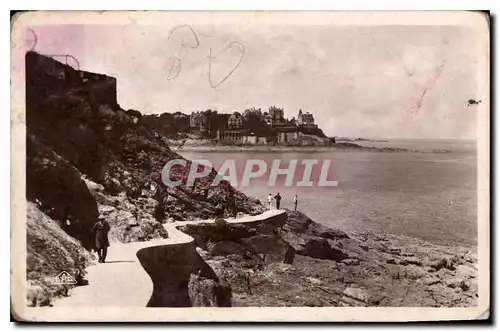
xmin=267 ymin=193 xmax=273 ymax=210
xmin=293 ymin=194 xmax=298 ymax=211
xmin=275 ymin=193 xmax=282 ymax=210
xmin=93 ymin=215 xmax=110 ymax=263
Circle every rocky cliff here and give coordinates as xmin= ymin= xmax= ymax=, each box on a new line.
xmin=25 ymin=51 xmax=264 ymax=304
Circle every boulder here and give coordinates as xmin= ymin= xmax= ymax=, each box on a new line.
xmin=343 ymin=287 xmax=369 ymax=303
xmin=359 ymin=244 xmax=370 ymax=251
xmin=342 ymin=258 xmax=360 ymax=266
xmin=179 ymin=222 xmax=257 ymax=245
xmin=306 ymin=277 xmax=322 ymax=285
xmin=283 ymin=210 xmax=314 ymax=233
xmin=421 ymin=276 xmax=441 ymax=286
xmin=242 ymin=234 xmax=287 ymax=254
xmin=445 ymin=277 xmax=470 ymax=291
xmin=386 ymin=246 xmax=402 ymax=255
xmin=403 ymin=265 xmax=427 ymax=280
xmin=298 ymin=236 xmax=348 ymax=261
xmin=188 ymin=273 xmax=232 ymax=307
xmin=310 ymin=223 xmax=349 ymax=240
xmin=455 ymin=264 xmax=477 ymax=279
xmin=430 ymin=258 xmax=455 ymax=271
xmin=284 ymin=210 xmax=350 ymax=241
xmin=398 ymin=257 xmax=423 ymax=266
xmin=206 ymin=241 xmax=249 ymax=256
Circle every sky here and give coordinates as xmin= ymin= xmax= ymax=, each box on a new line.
xmin=26 ymin=22 xmax=483 ymax=139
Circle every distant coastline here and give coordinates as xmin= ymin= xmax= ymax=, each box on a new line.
xmin=335 ymin=137 xmax=389 ymax=143
xmin=169 ymin=141 xmax=412 ymax=153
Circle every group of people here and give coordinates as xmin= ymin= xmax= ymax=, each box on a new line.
xmin=267 ymin=193 xmax=298 ymax=211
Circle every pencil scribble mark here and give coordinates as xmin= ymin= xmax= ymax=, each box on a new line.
xmin=164 ymin=56 xmax=182 ymax=81
xmin=25 ymin=29 xmax=81 ymax=71
xmin=168 ymin=25 xmax=199 ymax=49
xmin=404 ymin=67 xmax=415 ymax=77
xmin=208 ymin=41 xmax=245 ymax=89
xmin=26 ymin=28 xmax=38 ymax=52
xmin=45 ymin=54 xmax=81 ymax=71
xmin=409 ymin=62 xmax=445 ymax=117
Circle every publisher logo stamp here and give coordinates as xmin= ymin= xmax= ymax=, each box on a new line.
xmin=53 ymin=271 xmax=77 ymax=285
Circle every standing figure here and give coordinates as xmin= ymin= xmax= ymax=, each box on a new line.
xmin=275 ymin=193 xmax=282 ymax=210
xmin=267 ymin=193 xmax=273 ymax=210
xmin=93 ymin=215 xmax=110 ymax=263
xmin=293 ymin=194 xmax=298 ymax=211
xmin=229 ymin=193 xmax=237 ymax=218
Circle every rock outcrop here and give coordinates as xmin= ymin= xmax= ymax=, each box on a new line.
xmin=26 ymin=51 xmax=264 ymax=241
xmin=25 ymin=51 xmax=264 ymax=306
xmin=26 ymin=136 xmax=99 ymax=248
xmin=26 ymin=203 xmax=95 ymax=307
xmin=178 ymin=210 xmax=477 ymax=307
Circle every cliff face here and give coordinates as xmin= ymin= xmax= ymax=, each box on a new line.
xmin=26 ymin=51 xmax=264 ymax=243
xmin=25 ymin=51 xmax=264 ymax=305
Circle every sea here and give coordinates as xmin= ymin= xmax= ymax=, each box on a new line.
xmin=178 ymin=139 xmax=477 ymax=248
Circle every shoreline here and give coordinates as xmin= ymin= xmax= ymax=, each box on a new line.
xmin=169 ymin=143 xmax=414 ymax=153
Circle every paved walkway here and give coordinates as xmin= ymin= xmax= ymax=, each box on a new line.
xmin=53 ymin=210 xmax=285 ymax=307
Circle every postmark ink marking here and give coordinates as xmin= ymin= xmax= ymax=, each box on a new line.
xmin=409 ymin=62 xmax=445 ymax=117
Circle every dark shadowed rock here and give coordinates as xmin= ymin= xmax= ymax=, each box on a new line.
xmin=398 ymin=257 xmax=423 ymax=266
xmin=283 ymin=210 xmax=314 ymax=232
xmin=26 ymin=135 xmax=99 ymax=249
xmin=242 ymin=234 xmax=289 ymax=255
xmin=284 ymin=210 xmax=350 ymax=240
xmin=430 ymin=258 xmax=455 ymax=271
xmin=297 ymin=236 xmax=348 ymax=261
xmin=310 ymin=224 xmax=350 ymax=240
xmin=206 ymin=240 xmax=249 ymax=256
xmin=188 ymin=273 xmax=232 ymax=307
xmin=421 ymin=276 xmax=440 ymax=286
xmin=179 ymin=222 xmax=257 ymax=245
xmin=283 ymin=246 xmax=296 ymax=264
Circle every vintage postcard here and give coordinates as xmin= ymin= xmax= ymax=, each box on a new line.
xmin=11 ymin=11 xmax=490 ymax=322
